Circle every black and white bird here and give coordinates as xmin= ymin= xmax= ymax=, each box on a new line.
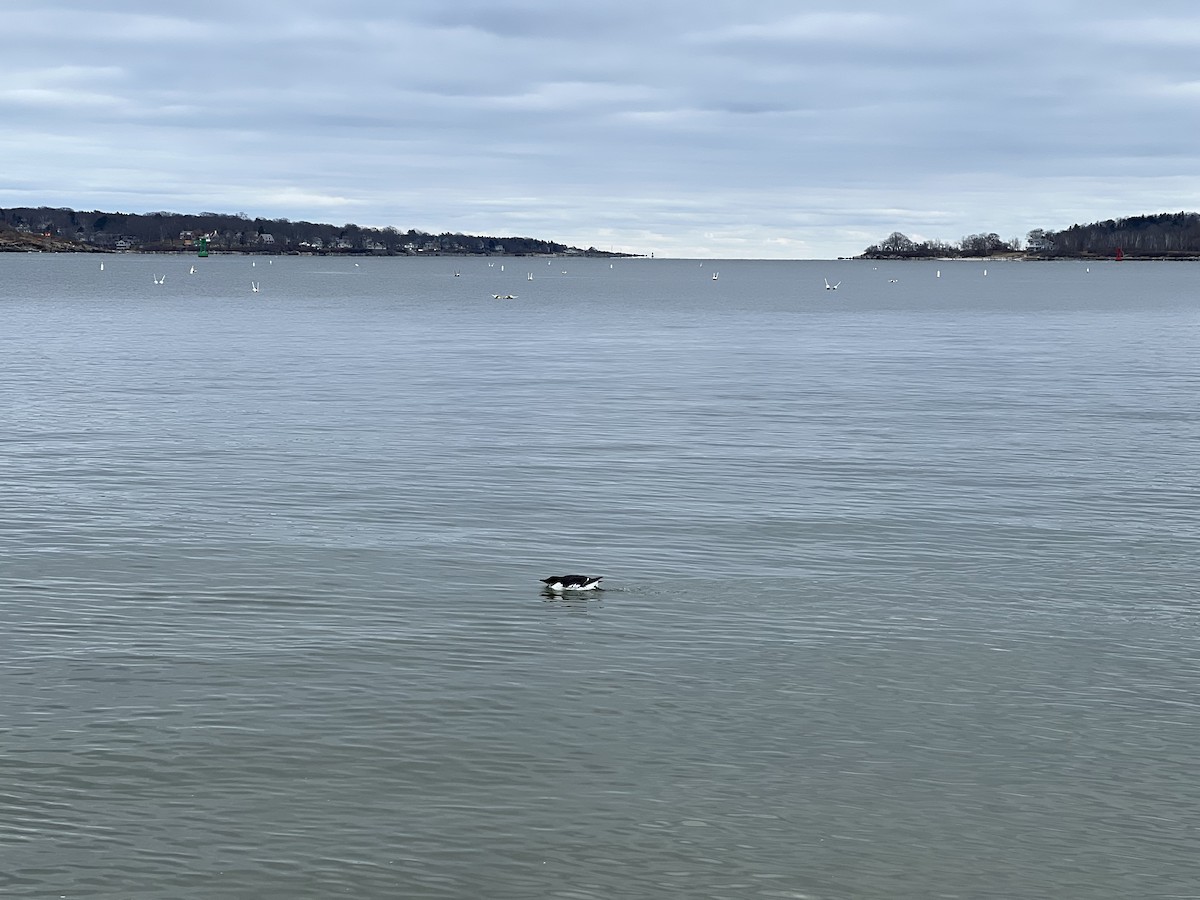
xmin=540 ymin=574 xmax=603 ymax=592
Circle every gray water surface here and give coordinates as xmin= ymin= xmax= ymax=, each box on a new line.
xmin=2 ymin=254 xmax=1198 ymax=899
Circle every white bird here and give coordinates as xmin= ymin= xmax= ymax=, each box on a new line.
xmin=541 ymin=575 xmax=603 ymax=592
xmin=153 ymin=274 xmax=165 ymax=284
xmin=99 ymin=262 xmax=104 ymax=271
xmin=712 ymin=272 xmax=719 ymax=281
xmin=824 ymin=278 xmax=840 ymax=290
xmin=189 ymin=265 xmax=196 ymax=275
xmin=251 ymin=282 xmax=260 ymax=293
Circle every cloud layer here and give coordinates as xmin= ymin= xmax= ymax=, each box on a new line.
xmin=4 ymin=1 xmax=1199 ymax=257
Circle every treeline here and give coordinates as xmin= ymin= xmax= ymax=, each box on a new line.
xmin=861 ymin=211 xmax=1200 ymax=259
xmin=0 ymin=206 xmax=634 ymax=257
xmin=1046 ymin=211 xmax=1200 ymax=257
xmin=861 ymin=231 xmax=1018 ymax=259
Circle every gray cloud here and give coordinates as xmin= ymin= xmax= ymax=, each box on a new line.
xmin=4 ymin=1 xmax=1199 ymax=257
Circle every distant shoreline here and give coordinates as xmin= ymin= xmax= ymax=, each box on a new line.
xmin=0 ymin=229 xmax=638 ymax=258
xmin=0 ymin=206 xmax=642 ymax=258
xmin=854 ymin=252 xmax=1200 ymax=262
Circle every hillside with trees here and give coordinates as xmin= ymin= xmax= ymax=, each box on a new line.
xmin=0 ymin=206 xmax=637 ymax=257
xmin=1040 ymin=211 xmax=1200 ymax=257
xmin=860 ymin=212 xmax=1200 ymax=260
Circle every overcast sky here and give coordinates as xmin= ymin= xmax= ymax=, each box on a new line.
xmin=3 ymin=1 xmax=1199 ymax=258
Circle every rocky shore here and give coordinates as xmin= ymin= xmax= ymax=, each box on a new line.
xmin=0 ymin=229 xmax=101 ymax=253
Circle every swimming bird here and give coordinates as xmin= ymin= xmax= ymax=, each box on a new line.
xmin=540 ymin=575 xmax=603 ymax=592
xmin=824 ymin=278 xmax=840 ymax=290
xmin=251 ymin=281 xmax=260 ymax=293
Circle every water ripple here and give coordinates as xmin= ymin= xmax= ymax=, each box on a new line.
xmin=2 ymin=256 xmax=1199 ymax=899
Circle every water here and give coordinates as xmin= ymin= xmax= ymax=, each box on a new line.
xmin=2 ymin=253 xmax=1198 ymax=899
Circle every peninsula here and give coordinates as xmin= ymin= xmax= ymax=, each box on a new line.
xmin=859 ymin=211 xmax=1200 ymax=260
xmin=0 ymin=206 xmax=641 ymax=258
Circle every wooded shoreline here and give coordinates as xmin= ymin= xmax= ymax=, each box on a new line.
xmin=858 ymin=211 xmax=1200 ymax=260
xmin=0 ymin=206 xmax=639 ymax=258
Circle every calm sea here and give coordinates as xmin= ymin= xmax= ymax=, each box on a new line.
xmin=2 ymin=253 xmax=1198 ymax=899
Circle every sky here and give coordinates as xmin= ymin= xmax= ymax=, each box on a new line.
xmin=3 ymin=1 xmax=1200 ymax=259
